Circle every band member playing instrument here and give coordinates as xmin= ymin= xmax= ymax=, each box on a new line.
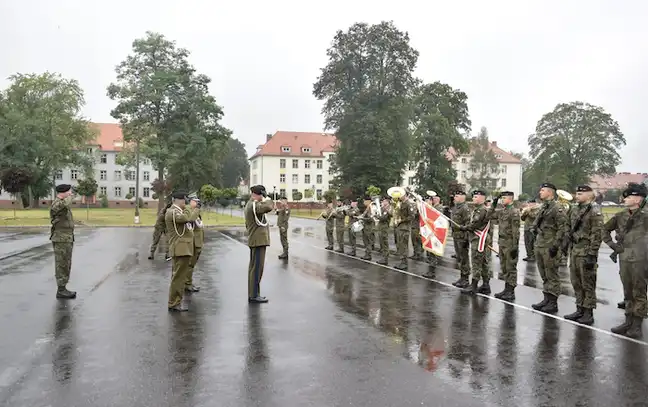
xmin=409 ymin=200 xmax=424 ymax=261
xmin=521 ymin=200 xmax=540 ymax=262
xmin=334 ymin=201 xmax=347 ymax=253
xmin=186 ymin=197 xmax=204 ymax=293
xmin=376 ymin=196 xmax=392 ymax=265
xmin=391 ymin=189 xmax=412 ymax=271
xmin=361 ymin=195 xmax=376 ymax=261
xmin=347 ymin=200 xmax=361 ymax=256
xmin=320 ymin=201 xmax=336 ymax=250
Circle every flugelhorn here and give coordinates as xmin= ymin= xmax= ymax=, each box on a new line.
xmin=556 ymin=189 xmax=573 ymax=211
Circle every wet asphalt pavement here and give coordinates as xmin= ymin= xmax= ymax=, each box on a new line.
xmin=0 ymin=222 xmax=647 ymax=407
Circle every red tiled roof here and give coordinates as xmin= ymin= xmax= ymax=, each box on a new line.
xmin=589 ymin=173 xmax=648 ymax=190
xmin=89 ymin=123 xmax=125 ymax=152
xmin=250 ymin=131 xmax=338 ymax=159
xmin=447 ymin=141 xmax=522 ymax=164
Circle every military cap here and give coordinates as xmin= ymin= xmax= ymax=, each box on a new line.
xmin=172 ymin=191 xmax=187 ymax=200
xmin=540 ymin=182 xmax=557 ymax=190
xmin=472 ymin=190 xmax=486 ymax=196
xmin=500 ymin=191 xmax=515 ymax=197
xmin=454 ymin=190 xmax=466 ymax=196
xmin=623 ymin=183 xmax=648 ymax=198
xmin=576 ymin=185 xmax=593 ymax=192
xmin=250 ymin=185 xmax=266 ymax=195
xmin=55 ymin=184 xmax=72 ymax=193
xmin=190 ymin=197 xmax=201 ymax=202
xmin=363 ymin=195 xmax=371 ymax=200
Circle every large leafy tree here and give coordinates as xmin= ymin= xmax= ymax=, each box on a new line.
xmin=528 ymin=101 xmax=626 ymax=190
xmin=219 ymin=138 xmax=250 ymax=188
xmin=107 ymin=32 xmax=231 ymax=209
xmin=313 ymin=21 xmax=419 ymax=195
xmin=466 ymin=127 xmax=500 ymax=194
xmin=411 ymin=81 xmax=471 ymax=197
xmin=0 ymin=72 xmax=96 ymax=207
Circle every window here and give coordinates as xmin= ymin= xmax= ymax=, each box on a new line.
xmin=461 ymin=170 xmax=467 ymax=179
xmin=114 ymin=170 xmax=122 ymax=181
xmin=408 ymin=177 xmax=414 ymax=186
xmin=143 ymin=187 xmax=150 ymax=198
xmin=252 ymin=175 xmax=257 ymax=184
xmin=86 ymin=148 xmax=93 ymax=154
xmin=129 ymin=187 xmax=136 ymax=196
xmin=304 ymin=174 xmax=311 ymax=184
xmin=100 ymin=186 xmax=107 ymax=196
xmin=142 ymin=158 xmax=150 ymax=165
xmin=70 ymin=169 xmax=79 ymax=180
xmin=501 ymin=178 xmax=507 ymax=187
xmin=55 ymin=170 xmax=63 ymax=180
xmin=100 ymin=170 xmax=107 ymax=180
xmin=100 ymin=153 xmax=107 ymax=164
xmin=279 ymin=174 xmax=286 ymax=183
xmin=302 ymin=147 xmax=311 ymax=153
xmin=316 ymin=160 xmax=323 ymax=169
xmin=292 ymin=159 xmax=298 ymax=169
xmin=281 ymin=146 xmax=291 ymax=153
xmin=316 ymin=189 xmax=323 ymax=200
xmin=461 ymin=158 xmax=467 ymax=163
xmin=292 ymin=174 xmax=298 ymax=184
xmin=304 ymin=160 xmax=311 ymax=169
xmin=292 ymin=188 xmax=298 ymax=196
xmin=316 ymin=174 xmax=323 ymax=184
xmin=143 ymin=171 xmax=150 ymax=181
xmin=501 ymin=165 xmax=507 ymax=174
xmin=114 ymin=187 xmax=122 ymax=197
xmin=408 ymin=162 xmax=416 ymax=171
xmin=280 ymin=159 xmax=286 ymax=169
xmin=495 ymin=154 xmax=502 ymax=159
xmin=279 ymin=188 xmax=286 ymax=197
xmin=252 ymin=161 xmax=257 ymax=169
xmin=125 ymin=170 xmax=136 ymax=181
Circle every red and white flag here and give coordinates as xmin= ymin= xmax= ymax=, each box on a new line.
xmin=474 ymin=222 xmax=490 ymax=253
xmin=418 ymin=201 xmax=450 ymax=256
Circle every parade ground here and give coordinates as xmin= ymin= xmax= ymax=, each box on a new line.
xmin=0 ymin=216 xmax=646 ymax=407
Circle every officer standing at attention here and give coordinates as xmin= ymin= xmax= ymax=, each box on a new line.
xmin=492 ymin=191 xmax=520 ymax=301
xmin=393 ymin=192 xmax=412 ymax=271
xmin=521 ymin=200 xmax=539 ymax=262
xmin=276 ymin=196 xmax=290 ymax=259
xmin=185 ymin=197 xmax=204 ymax=293
xmin=561 ymin=185 xmax=603 ymax=326
xmin=409 ymin=200 xmax=424 ymax=261
xmin=245 ymin=185 xmax=275 ymax=304
xmin=320 ymin=201 xmax=335 ymax=250
xmin=530 ymin=183 xmax=567 ymax=314
xmin=460 ymin=190 xmax=492 ymax=295
xmin=149 ymin=202 xmax=172 ymax=261
xmin=376 ymin=196 xmax=392 ymax=265
xmin=360 ymin=195 xmax=375 ymax=261
xmin=50 ymin=184 xmax=77 ymax=299
xmin=334 ymin=200 xmax=347 ymax=253
xmin=165 ymin=191 xmax=199 ymax=311
xmin=346 ymin=200 xmax=361 ymax=256
xmin=451 ymin=191 xmax=472 ymax=288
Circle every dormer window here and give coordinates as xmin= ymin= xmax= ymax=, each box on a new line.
xmin=114 ymin=141 xmax=123 ymax=148
xmin=494 ymin=154 xmax=502 ymax=159
xmin=302 ymin=147 xmax=311 ymax=153
xmin=281 ymin=146 xmax=291 ymax=153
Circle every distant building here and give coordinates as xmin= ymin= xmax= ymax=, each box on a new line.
xmin=589 ymin=172 xmax=648 ymax=194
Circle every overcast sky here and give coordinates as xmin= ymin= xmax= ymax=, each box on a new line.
xmin=1 ymin=0 xmax=646 ymax=172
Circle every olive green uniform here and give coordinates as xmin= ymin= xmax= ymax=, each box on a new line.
xmin=149 ymin=208 xmax=169 ymax=258
xmin=334 ymin=206 xmax=346 ymax=252
xmin=276 ymin=207 xmax=290 ymax=256
xmin=394 ymin=200 xmax=412 ymax=269
xmin=464 ymin=203 xmax=491 ymax=290
xmin=409 ymin=202 xmax=423 ymax=260
xmin=347 ymin=207 xmax=361 ymax=255
xmin=50 ymin=197 xmax=75 ymax=295
xmin=244 ymin=199 xmax=275 ymax=299
xmin=186 ymin=211 xmax=204 ymax=290
xmin=321 ymin=207 xmax=335 ymax=249
xmin=493 ymin=204 xmax=521 ymax=296
xmin=166 ymin=205 xmax=199 ymax=309
xmin=376 ymin=205 xmax=392 ymax=264
xmin=557 ymin=204 xmax=574 ymax=267
xmin=361 ymin=206 xmax=375 ymax=260
xmin=451 ymin=202 xmax=472 ymax=287
xmin=521 ymin=205 xmax=539 ymax=261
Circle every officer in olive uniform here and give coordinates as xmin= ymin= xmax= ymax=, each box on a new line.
xmin=461 ymin=190 xmax=492 ymax=295
xmin=530 ymin=183 xmax=567 ymax=314
xmin=149 ymin=202 xmax=172 ymax=260
xmin=451 ymin=191 xmax=472 ymax=288
xmin=492 ymin=191 xmax=520 ymax=301
xmin=334 ymin=201 xmax=346 ymax=253
xmin=166 ymin=191 xmax=199 ymax=312
xmin=186 ymin=197 xmax=204 ymax=293
xmin=558 ymin=202 xmax=574 ymax=267
xmin=394 ymin=193 xmax=412 ymax=270
xmin=361 ymin=195 xmax=376 ymax=261
xmin=346 ymin=200 xmax=361 ymax=256
xmin=376 ymin=196 xmax=392 ymax=265
xmin=409 ymin=201 xmax=424 ymax=261
xmin=244 ymin=185 xmax=275 ymax=303
xmin=50 ymin=184 xmax=77 ymax=299
xmin=561 ymin=185 xmax=603 ymax=326
xmin=320 ymin=201 xmax=335 ymax=250
xmin=603 ymin=183 xmax=648 ymax=338
xmin=521 ymin=201 xmax=539 ymax=262
xmin=276 ymin=196 xmax=290 ymax=259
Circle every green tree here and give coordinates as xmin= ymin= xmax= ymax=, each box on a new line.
xmin=220 ymin=138 xmax=250 ymax=188
xmin=323 ymin=190 xmax=337 ymax=203
xmin=75 ymin=178 xmax=98 ymax=220
xmin=0 ymin=167 xmax=33 ymax=211
xmin=366 ymin=185 xmax=381 ymax=197
xmin=304 ymin=188 xmax=314 ymax=200
xmin=0 ymin=72 xmax=96 ymax=206
xmin=107 ymin=32 xmax=231 ymax=209
xmin=528 ymin=101 xmax=626 ymax=190
xmin=313 ymin=21 xmax=419 ymax=195
xmin=411 ymin=82 xmax=471 ymax=197
xmin=292 ymin=191 xmax=303 ymax=202
xmin=199 ymin=184 xmax=219 ymax=206
xmin=466 ymin=127 xmax=500 ymax=194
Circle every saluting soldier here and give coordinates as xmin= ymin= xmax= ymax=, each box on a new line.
xmin=185 ymin=197 xmax=204 ymax=293
xmin=451 ymin=191 xmax=472 ymax=288
xmin=334 ymin=201 xmax=347 ymax=253
xmin=376 ymin=196 xmax=392 ymax=265
xmin=460 ymin=190 xmax=492 ymax=295
xmin=393 ymin=191 xmax=412 ymax=270
xmin=166 ymin=191 xmax=199 ymax=312
xmin=521 ymin=200 xmax=539 ymax=262
xmin=603 ymin=183 xmax=648 ymax=338
xmin=530 ymin=183 xmax=567 ymax=314
xmin=244 ymin=185 xmax=275 ymax=304
xmin=320 ymin=201 xmax=335 ymax=250
xmin=346 ymin=200 xmax=361 ymax=256
xmin=561 ymin=185 xmax=603 ymax=326
xmin=409 ymin=200 xmax=424 ymax=261
xmin=360 ymin=195 xmax=376 ymax=261
xmin=276 ymin=196 xmax=290 ymax=259
xmin=149 ymin=202 xmax=171 ymax=261
xmin=50 ymin=184 xmax=77 ymax=299
xmin=492 ymin=191 xmax=520 ymax=301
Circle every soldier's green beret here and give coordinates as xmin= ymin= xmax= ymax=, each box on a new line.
xmin=576 ymin=185 xmax=593 ymax=192
xmin=55 ymin=184 xmax=72 ymax=193
xmin=623 ymin=183 xmax=647 ymax=198
xmin=472 ymin=190 xmax=486 ymax=196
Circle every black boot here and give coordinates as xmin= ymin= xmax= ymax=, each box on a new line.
xmin=611 ymin=315 xmax=632 ymax=335
xmin=349 ymin=250 xmax=357 ymax=256
xmin=617 ymin=301 xmax=626 ymax=309
xmin=361 ymin=253 xmax=371 ymax=260
xmin=625 ymin=316 xmax=644 ymax=339
xmin=453 ymin=277 xmax=470 ymax=288
xmin=336 ymin=248 xmax=344 ymax=253
xmin=325 ymin=245 xmax=333 ymax=250
xmin=494 ymin=283 xmax=509 ymax=299
xmin=576 ymin=308 xmax=594 ymax=326
xmin=499 ymin=284 xmax=516 ymax=301
xmin=532 ymin=292 xmax=549 ymax=310
xmin=394 ymin=261 xmax=408 ymax=271
xmin=148 ymin=253 xmax=154 ymax=260
xmin=564 ymin=306 xmax=584 ymax=321
xmin=377 ymin=258 xmax=388 ymax=265
xmin=278 ymin=252 xmax=288 ymax=259
xmin=477 ymin=279 xmax=491 ymax=294
xmin=56 ymin=286 xmax=77 ymax=299
xmin=461 ymin=279 xmax=479 ymax=295
xmin=539 ymin=294 xmax=558 ymax=314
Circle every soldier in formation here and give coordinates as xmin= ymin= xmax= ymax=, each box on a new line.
xmin=460 ymin=190 xmax=492 ymax=295
xmin=493 ymin=191 xmax=520 ymax=301
xmin=334 ymin=201 xmax=346 ymax=253
xmin=185 ymin=197 xmax=204 ymax=293
xmin=148 ymin=202 xmax=171 ymax=261
xmin=320 ymin=201 xmax=335 ymax=250
xmin=521 ymin=200 xmax=539 ymax=262
xmin=409 ymin=202 xmax=424 ymax=261
xmin=276 ymin=196 xmax=290 ymax=259
xmin=450 ymin=191 xmax=471 ymax=288
xmin=360 ymin=195 xmax=375 ymax=261
xmin=49 ymin=183 xmax=77 ymax=299
xmin=346 ymin=201 xmax=361 ymax=256
xmin=376 ymin=196 xmax=392 ymax=265
xmin=244 ymin=185 xmax=275 ymax=304
xmin=393 ymin=191 xmax=412 ymax=270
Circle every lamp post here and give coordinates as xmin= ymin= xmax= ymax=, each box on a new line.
xmin=134 ymin=139 xmax=141 ymax=224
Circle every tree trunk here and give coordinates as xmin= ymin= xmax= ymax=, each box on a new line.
xmin=14 ymin=192 xmax=24 ymax=210
xmin=28 ymin=186 xmax=35 ymax=208
xmin=157 ymin=168 xmax=165 ymax=211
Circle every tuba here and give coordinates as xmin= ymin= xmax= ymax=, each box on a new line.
xmin=556 ymin=189 xmax=573 ymax=211
xmin=387 ymin=186 xmax=406 ymax=227
xmin=371 ymin=196 xmax=382 ymax=225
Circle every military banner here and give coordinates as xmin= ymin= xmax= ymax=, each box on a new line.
xmin=418 ymin=201 xmax=449 ymax=256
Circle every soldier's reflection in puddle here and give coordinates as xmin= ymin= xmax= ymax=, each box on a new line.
xmin=51 ymin=302 xmax=76 ymax=386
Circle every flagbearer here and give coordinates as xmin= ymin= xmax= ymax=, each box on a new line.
xmin=460 ymin=190 xmax=493 ymax=295
xmin=492 ymin=191 xmax=520 ymax=301
xmin=425 ymin=191 xmax=443 ymax=268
